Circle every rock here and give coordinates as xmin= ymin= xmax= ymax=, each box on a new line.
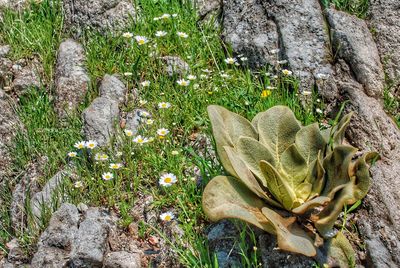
xmin=70 ymin=208 xmax=115 ymax=267
xmin=0 ymin=90 xmax=20 ymax=179
xmin=103 ymin=251 xmax=141 ymax=268
xmin=0 ymin=0 xmax=27 ymax=10
xmin=207 ymin=220 xmax=241 ymax=268
xmin=6 ymin=239 xmax=29 ymax=264
xmin=82 ymin=97 xmax=119 ymax=146
xmin=195 ymin=0 xmax=221 ymax=19
xmin=262 ymin=0 xmax=335 ymax=96
xmin=99 ymin=74 xmax=126 ymax=103
xmin=222 ymin=0 xmax=278 ymax=69
xmin=63 ymin=0 xmax=137 ymax=33
xmin=259 ymin=233 xmax=315 ymax=268
xmin=0 ymin=45 xmax=10 ymax=57
xmin=30 ymin=169 xmax=72 ymax=220
xmin=54 ymin=39 xmax=90 ymax=118
xmin=31 ymin=203 xmax=79 ymax=267
xmin=368 ymin=0 xmax=400 ymax=91
xmin=11 ymin=60 xmax=41 ymax=94
xmin=338 ymin=81 xmax=400 ymax=267
xmin=77 ymin=203 xmax=88 ymax=213
xmin=160 ymin=56 xmax=190 ymax=77
xmin=326 ymin=8 xmax=384 ymax=98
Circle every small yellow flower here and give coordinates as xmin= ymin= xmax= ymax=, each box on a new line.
xmin=124 ymin=129 xmax=134 ymax=137
xmin=68 ymin=152 xmax=77 ymax=157
xmin=224 ymin=57 xmax=237 ymax=65
xmin=160 ymin=212 xmax=174 ymax=222
xmin=133 ymin=135 xmax=149 ymax=144
xmin=282 ymin=69 xmax=292 ymax=76
xmin=85 ymin=140 xmax=98 ymax=149
xmin=158 ymin=102 xmax=171 ymax=109
xmin=74 ymin=141 xmax=86 ymax=149
xmin=261 ymin=90 xmax=272 ymax=98
xmin=134 ymin=36 xmax=149 ymax=45
xmin=159 ymin=173 xmax=177 ymax=186
xmin=109 ymin=163 xmax=123 ymax=169
xmin=157 ymin=128 xmax=169 ymax=138
xmin=74 ymin=181 xmax=83 ymax=188
xmin=102 ymin=172 xmax=114 ymax=181
xmin=177 ymin=79 xmax=190 ymax=86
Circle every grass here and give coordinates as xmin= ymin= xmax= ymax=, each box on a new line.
xmin=0 ymin=0 xmax=326 ymax=266
xmin=322 ymin=0 xmax=369 ymax=18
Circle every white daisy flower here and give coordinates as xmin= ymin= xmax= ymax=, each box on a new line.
xmin=124 ymin=72 xmax=133 ymax=76
xmin=122 ymin=32 xmax=133 ymax=38
xmin=145 ymin=119 xmax=154 ymax=125
xmin=282 ymin=69 xmax=292 ymax=76
xmin=141 ymin=80 xmax=150 ymax=87
xmin=109 ymin=163 xmax=123 ymax=169
xmin=155 ymin=31 xmax=167 ymax=37
xmin=133 ymin=135 xmax=149 ymax=144
xmin=224 ymin=57 xmax=237 ymax=65
xmin=159 ymin=173 xmax=177 ymax=187
xmin=102 ymin=172 xmax=114 ymax=181
xmin=74 ymin=141 xmax=86 ymax=149
xmin=158 ymin=102 xmax=171 ymax=109
xmin=172 ymin=13 xmax=178 ymax=17
xmin=95 ymin=153 xmax=109 ymax=161
xmin=240 ymin=57 xmax=248 ymax=61
xmin=160 ymin=211 xmax=174 ymax=222
xmin=220 ymin=73 xmax=230 ymax=79
xmin=161 ymin=13 xmax=171 ymax=19
xmin=140 ymin=111 xmax=151 ymax=118
xmin=316 ymin=108 xmax=323 ymax=114
xmin=134 ymin=36 xmax=149 ymax=45
xmin=177 ymin=79 xmax=190 ymax=86
xmin=85 ymin=140 xmax=97 ymax=149
xmin=157 ymin=128 xmax=170 ymax=137
xmin=187 ymin=75 xmax=197 ymax=80
xmin=74 ymin=181 xmax=83 ymax=188
xmin=177 ymin=32 xmax=188 ymax=38
xmin=301 ymin=90 xmax=312 ymax=96
xmin=139 ymin=99 xmax=148 ymax=105
xmin=124 ymin=129 xmax=134 ymax=137
xmin=153 ymin=17 xmax=161 ymax=21
xmin=68 ymin=152 xmax=77 ymax=157
xmin=116 ymin=151 xmax=123 ymax=157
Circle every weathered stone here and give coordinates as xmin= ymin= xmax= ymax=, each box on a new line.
xmin=0 ymin=90 xmax=20 ymax=179
xmin=82 ymin=97 xmax=119 ymax=146
xmin=207 ymin=220 xmax=241 ymax=268
xmin=0 ymin=0 xmax=27 ymax=10
xmin=195 ymin=0 xmax=221 ymax=19
xmin=368 ymin=0 xmax=400 ymax=91
xmin=160 ymin=56 xmax=190 ymax=77
xmin=103 ymin=251 xmax=141 ymax=268
xmin=259 ymin=233 xmax=314 ymax=268
xmin=262 ymin=0 xmax=335 ymax=96
xmin=222 ymin=0 xmax=278 ymax=69
xmin=99 ymin=74 xmax=126 ymax=103
xmin=30 ymin=169 xmax=71 ymax=219
xmin=6 ymin=239 xmax=29 ymax=264
xmin=54 ymin=39 xmax=89 ymax=118
xmin=63 ymin=0 xmax=137 ymax=33
xmin=0 ymin=45 xmax=10 ymax=58
xmin=327 ymin=8 xmax=384 ymax=98
xmin=31 ymin=203 xmax=79 ymax=268
xmin=70 ymin=208 xmax=114 ymax=268
xmin=11 ymin=60 xmax=41 ymax=94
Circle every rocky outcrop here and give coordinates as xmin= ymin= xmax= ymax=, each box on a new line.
xmin=159 ymin=56 xmax=190 ymax=77
xmin=54 ymin=39 xmax=90 ymax=118
xmin=0 ymin=0 xmax=27 ymax=10
xmin=63 ymin=0 xmax=137 ymax=33
xmin=326 ymin=9 xmax=384 ymax=98
xmin=222 ymin=0 xmax=278 ymax=69
xmin=82 ymin=74 xmax=127 ymax=146
xmin=368 ymin=0 xmax=400 ymax=96
xmin=11 ymin=59 xmax=41 ymax=94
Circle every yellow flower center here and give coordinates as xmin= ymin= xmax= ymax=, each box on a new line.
xmin=164 ymin=215 xmax=171 ymax=221
xmin=138 ymin=40 xmax=145 ymax=45
xmin=137 ymin=138 xmax=143 ymax=143
xmin=164 ymin=177 xmax=172 ymax=183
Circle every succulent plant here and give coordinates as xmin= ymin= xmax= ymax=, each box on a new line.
xmin=203 ymin=105 xmax=378 ymax=259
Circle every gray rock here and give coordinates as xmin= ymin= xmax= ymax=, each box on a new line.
xmin=30 ymin=169 xmax=71 ymax=220
xmin=6 ymin=239 xmax=29 ymax=264
xmin=82 ymin=97 xmax=119 ymax=146
xmin=207 ymin=220 xmax=241 ymax=268
xmin=99 ymin=74 xmax=126 ymax=103
xmin=195 ymin=0 xmax=221 ymax=19
xmin=63 ymin=0 xmax=137 ymax=33
xmin=70 ymin=208 xmax=114 ymax=267
xmin=327 ymin=8 xmax=384 ymax=98
xmin=11 ymin=60 xmax=41 ymax=94
xmin=31 ymin=203 xmax=79 ymax=268
xmin=338 ymin=81 xmax=400 ymax=266
xmin=262 ymin=0 xmax=335 ymax=97
xmin=368 ymin=0 xmax=400 ymax=92
xmin=123 ymin=109 xmax=142 ymax=135
xmin=160 ymin=56 xmax=190 ymax=77
xmin=54 ymin=39 xmax=90 ymax=118
xmin=103 ymin=251 xmax=141 ymax=268
xmin=259 ymin=234 xmax=314 ymax=268
xmin=0 ymin=0 xmax=27 ymax=10
xmin=222 ymin=0 xmax=278 ymax=69
xmin=0 ymin=45 xmax=10 ymax=57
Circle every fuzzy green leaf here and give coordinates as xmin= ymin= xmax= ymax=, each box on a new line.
xmin=295 ymin=123 xmax=326 ymax=164
xmin=202 ymin=175 xmax=275 ymax=233
xmin=261 ymin=207 xmax=316 ymax=257
xmin=207 ymin=105 xmax=258 ymax=177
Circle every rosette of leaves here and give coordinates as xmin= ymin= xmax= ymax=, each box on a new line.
xmin=202 ymin=105 xmax=378 ymax=259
